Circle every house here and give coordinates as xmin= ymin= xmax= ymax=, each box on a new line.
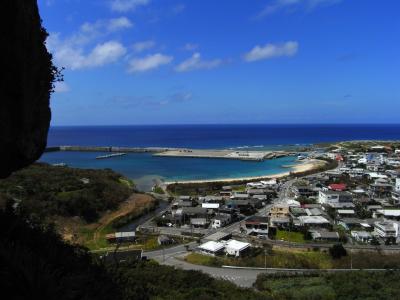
xmin=198 ymin=241 xmax=225 ymax=256
xmin=244 ymin=216 xmax=269 ymax=235
xmin=327 ymin=202 xmax=356 ymax=210
xmin=337 ymin=209 xmax=356 ymax=218
xmin=226 ymin=199 xmax=256 ymax=213
xmin=297 ymin=216 xmax=331 ymax=228
xmin=374 ymin=221 xmax=398 ymax=239
xmin=190 ymin=218 xmax=209 ymax=228
xmin=199 ymin=196 xmax=224 ymax=204
xmin=211 ymin=214 xmax=231 ymax=229
xmin=392 ymin=191 xmax=400 ymax=205
xmin=318 ymin=190 xmax=353 ymax=205
xmin=310 ymin=230 xmax=340 ymax=242
xmin=337 ymin=218 xmax=372 ymax=231
xmin=179 ymin=207 xmax=208 ymax=224
xmin=224 ymin=240 xmax=250 ymax=257
xmin=369 ymin=183 xmax=393 ymax=198
xmin=329 ymin=183 xmax=347 ymax=191
xmin=290 ymin=207 xmax=308 ymax=218
xmin=270 ymin=217 xmax=291 ymax=228
xmin=230 ymin=192 xmax=250 ymax=200
xmin=269 ymin=204 xmax=290 ymax=219
xmin=202 ymin=203 xmax=220 ymax=210
xmin=351 ymin=231 xmax=373 ymax=243
xmin=374 ymin=209 xmax=400 ymax=220
xmin=293 ymin=185 xmax=317 ymax=198
xmin=106 ymin=231 xmax=136 ymax=243
xmin=158 ymin=235 xmax=174 ymax=245
xmin=220 ymin=186 xmax=232 ymax=197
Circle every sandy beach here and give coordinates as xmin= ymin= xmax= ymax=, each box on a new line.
xmin=164 ymin=159 xmax=327 ymax=185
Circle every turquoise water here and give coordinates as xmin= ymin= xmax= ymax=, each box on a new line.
xmin=40 ymin=151 xmax=298 ymax=190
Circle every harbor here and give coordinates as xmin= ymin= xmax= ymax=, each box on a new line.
xmin=45 ymin=146 xmax=295 ymax=162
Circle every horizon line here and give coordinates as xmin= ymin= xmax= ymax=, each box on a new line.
xmin=50 ymin=123 xmax=400 ymax=127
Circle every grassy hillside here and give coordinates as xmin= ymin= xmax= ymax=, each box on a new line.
xmin=0 ymin=163 xmax=161 ymax=250
xmin=0 ymin=208 xmax=266 ymax=300
xmin=254 ymin=271 xmax=400 ymax=300
xmin=0 ymin=163 xmax=134 ymax=222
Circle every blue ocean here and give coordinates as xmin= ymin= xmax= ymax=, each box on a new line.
xmin=40 ymin=124 xmax=400 ymax=190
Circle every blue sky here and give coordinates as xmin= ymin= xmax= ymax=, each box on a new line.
xmin=39 ymin=0 xmax=400 ymax=125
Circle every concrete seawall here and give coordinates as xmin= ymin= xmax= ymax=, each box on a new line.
xmin=44 ymin=145 xmax=295 ymax=162
xmin=45 ymin=145 xmax=176 ymax=153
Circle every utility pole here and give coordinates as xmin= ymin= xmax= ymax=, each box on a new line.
xmin=350 ymin=249 xmax=353 ymax=269
xmin=264 ymin=247 xmax=267 ymax=269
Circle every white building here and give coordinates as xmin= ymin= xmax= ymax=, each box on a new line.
xmin=202 ymin=203 xmax=220 ymax=209
xmin=224 ymin=240 xmax=250 ymax=257
xmin=298 ymin=216 xmax=330 ymax=228
xmin=351 ymin=231 xmax=373 ymax=243
xmin=374 ymin=221 xmax=398 ymax=239
xmin=198 ymin=241 xmax=225 ymax=256
xmin=318 ymin=190 xmax=353 ymax=205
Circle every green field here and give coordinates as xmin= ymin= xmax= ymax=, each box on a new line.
xmin=276 ymin=229 xmax=306 ymax=243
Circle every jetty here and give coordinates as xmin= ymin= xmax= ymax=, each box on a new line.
xmin=96 ymin=153 xmax=126 ymax=159
xmin=45 ymin=146 xmax=295 ymax=162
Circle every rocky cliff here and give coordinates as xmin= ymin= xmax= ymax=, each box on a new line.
xmin=0 ymin=0 xmax=55 ymax=178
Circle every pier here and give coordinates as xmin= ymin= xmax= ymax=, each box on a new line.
xmin=45 ymin=146 xmax=295 ymax=162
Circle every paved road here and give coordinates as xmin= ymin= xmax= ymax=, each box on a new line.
xmin=153 ymin=254 xmax=265 ymax=288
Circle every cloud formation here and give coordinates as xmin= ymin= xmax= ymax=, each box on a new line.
xmin=256 ymin=0 xmax=342 ymax=18
xmin=53 ymin=82 xmax=70 ymax=93
xmin=128 ymin=53 xmax=173 ymax=72
xmin=110 ymin=0 xmax=150 ymax=12
xmin=182 ymin=43 xmax=198 ymax=51
xmin=111 ymin=91 xmax=192 ymax=107
xmin=244 ymin=41 xmax=298 ymax=62
xmin=132 ymin=40 xmax=156 ymax=52
xmin=53 ymin=40 xmax=127 ymax=70
xmin=175 ymin=52 xmax=222 ymax=72
xmin=47 ymin=18 xmax=132 ymax=70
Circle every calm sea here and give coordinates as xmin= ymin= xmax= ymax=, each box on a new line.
xmin=46 ymin=124 xmax=400 ymax=149
xmin=40 ymin=124 xmax=400 ymax=190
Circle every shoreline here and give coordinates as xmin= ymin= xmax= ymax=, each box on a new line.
xmin=164 ymin=159 xmax=327 ymax=185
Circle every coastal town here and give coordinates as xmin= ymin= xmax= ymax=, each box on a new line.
xmin=97 ymin=141 xmax=400 ymax=287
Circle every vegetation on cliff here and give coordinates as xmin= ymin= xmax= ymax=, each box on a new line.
xmin=0 ymin=163 xmax=134 ymax=223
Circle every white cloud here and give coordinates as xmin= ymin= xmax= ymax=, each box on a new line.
xmin=110 ymin=0 xmax=150 ymax=12
xmin=182 ymin=43 xmax=198 ymax=51
xmin=50 ymin=39 xmax=127 ymax=70
xmin=107 ymin=17 xmax=134 ymax=31
xmin=175 ymin=52 xmax=222 ymax=72
xmin=128 ymin=53 xmax=173 ymax=72
xmin=46 ymin=18 xmax=132 ymax=70
xmin=256 ymin=0 xmax=341 ymax=18
xmin=244 ymin=41 xmax=298 ymax=62
xmin=86 ymin=41 xmax=127 ymax=67
xmin=132 ymin=40 xmax=155 ymax=52
xmin=53 ymin=82 xmax=70 ymax=93
xmin=80 ymin=17 xmax=133 ymax=38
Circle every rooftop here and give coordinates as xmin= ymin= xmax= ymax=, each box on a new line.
xmin=199 ymin=241 xmax=225 ymax=252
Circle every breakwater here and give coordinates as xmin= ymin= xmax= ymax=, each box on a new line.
xmin=46 ymin=145 xmax=177 ymax=153
xmin=45 ymin=146 xmax=295 ymax=162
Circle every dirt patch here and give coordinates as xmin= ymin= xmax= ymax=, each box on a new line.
xmin=54 ymin=193 xmax=156 ymax=248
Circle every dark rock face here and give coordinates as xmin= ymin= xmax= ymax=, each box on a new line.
xmin=0 ymin=1 xmax=54 ymax=178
